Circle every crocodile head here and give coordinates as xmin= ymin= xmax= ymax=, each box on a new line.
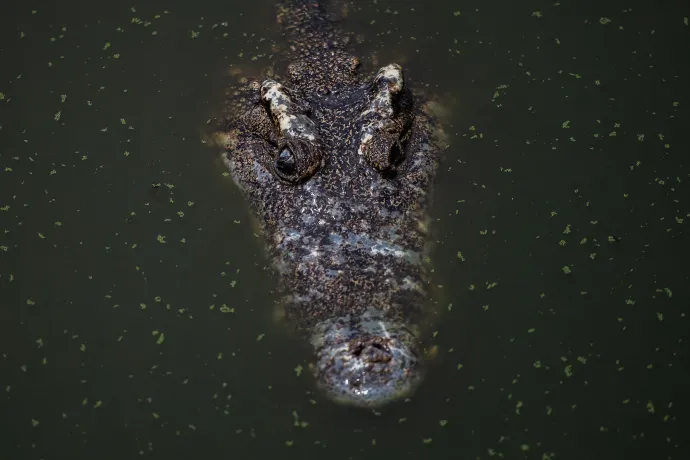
xmin=215 ymin=0 xmax=445 ymax=407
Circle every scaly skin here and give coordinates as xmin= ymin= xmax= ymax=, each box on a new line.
xmin=214 ymin=0 xmax=446 ymax=407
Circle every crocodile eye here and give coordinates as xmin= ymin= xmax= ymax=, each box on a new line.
xmin=275 ymin=148 xmax=296 ymax=176
xmin=357 ymin=64 xmax=413 ymax=174
xmin=270 ymin=139 xmax=321 ymax=184
xmin=261 ymin=80 xmax=323 ymax=184
xmin=388 ymin=141 xmax=404 ymax=166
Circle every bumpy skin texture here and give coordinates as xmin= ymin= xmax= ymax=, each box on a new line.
xmin=216 ymin=0 xmax=445 ymax=407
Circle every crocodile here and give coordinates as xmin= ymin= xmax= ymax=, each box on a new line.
xmin=213 ymin=0 xmax=447 ymax=407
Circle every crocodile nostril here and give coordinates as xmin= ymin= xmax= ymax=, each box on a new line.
xmin=350 ymin=342 xmax=391 ymax=364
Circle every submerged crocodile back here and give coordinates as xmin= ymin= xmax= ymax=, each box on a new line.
xmin=277 ymin=0 xmax=348 ymax=55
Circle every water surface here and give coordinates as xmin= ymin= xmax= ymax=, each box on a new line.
xmin=1 ymin=0 xmax=688 ymax=459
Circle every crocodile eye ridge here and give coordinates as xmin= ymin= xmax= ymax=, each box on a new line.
xmin=260 ymin=80 xmax=324 ymax=183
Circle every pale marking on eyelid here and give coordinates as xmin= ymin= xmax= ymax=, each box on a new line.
xmin=357 ymin=64 xmax=405 ymax=157
xmin=261 ymin=80 xmax=317 ymax=141
xmin=377 ymin=64 xmax=404 ymax=93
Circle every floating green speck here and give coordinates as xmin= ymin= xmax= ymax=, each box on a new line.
xmin=516 ymin=400 xmax=523 ymax=414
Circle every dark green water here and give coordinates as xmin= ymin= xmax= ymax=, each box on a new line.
xmin=1 ymin=0 xmax=688 ymax=459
